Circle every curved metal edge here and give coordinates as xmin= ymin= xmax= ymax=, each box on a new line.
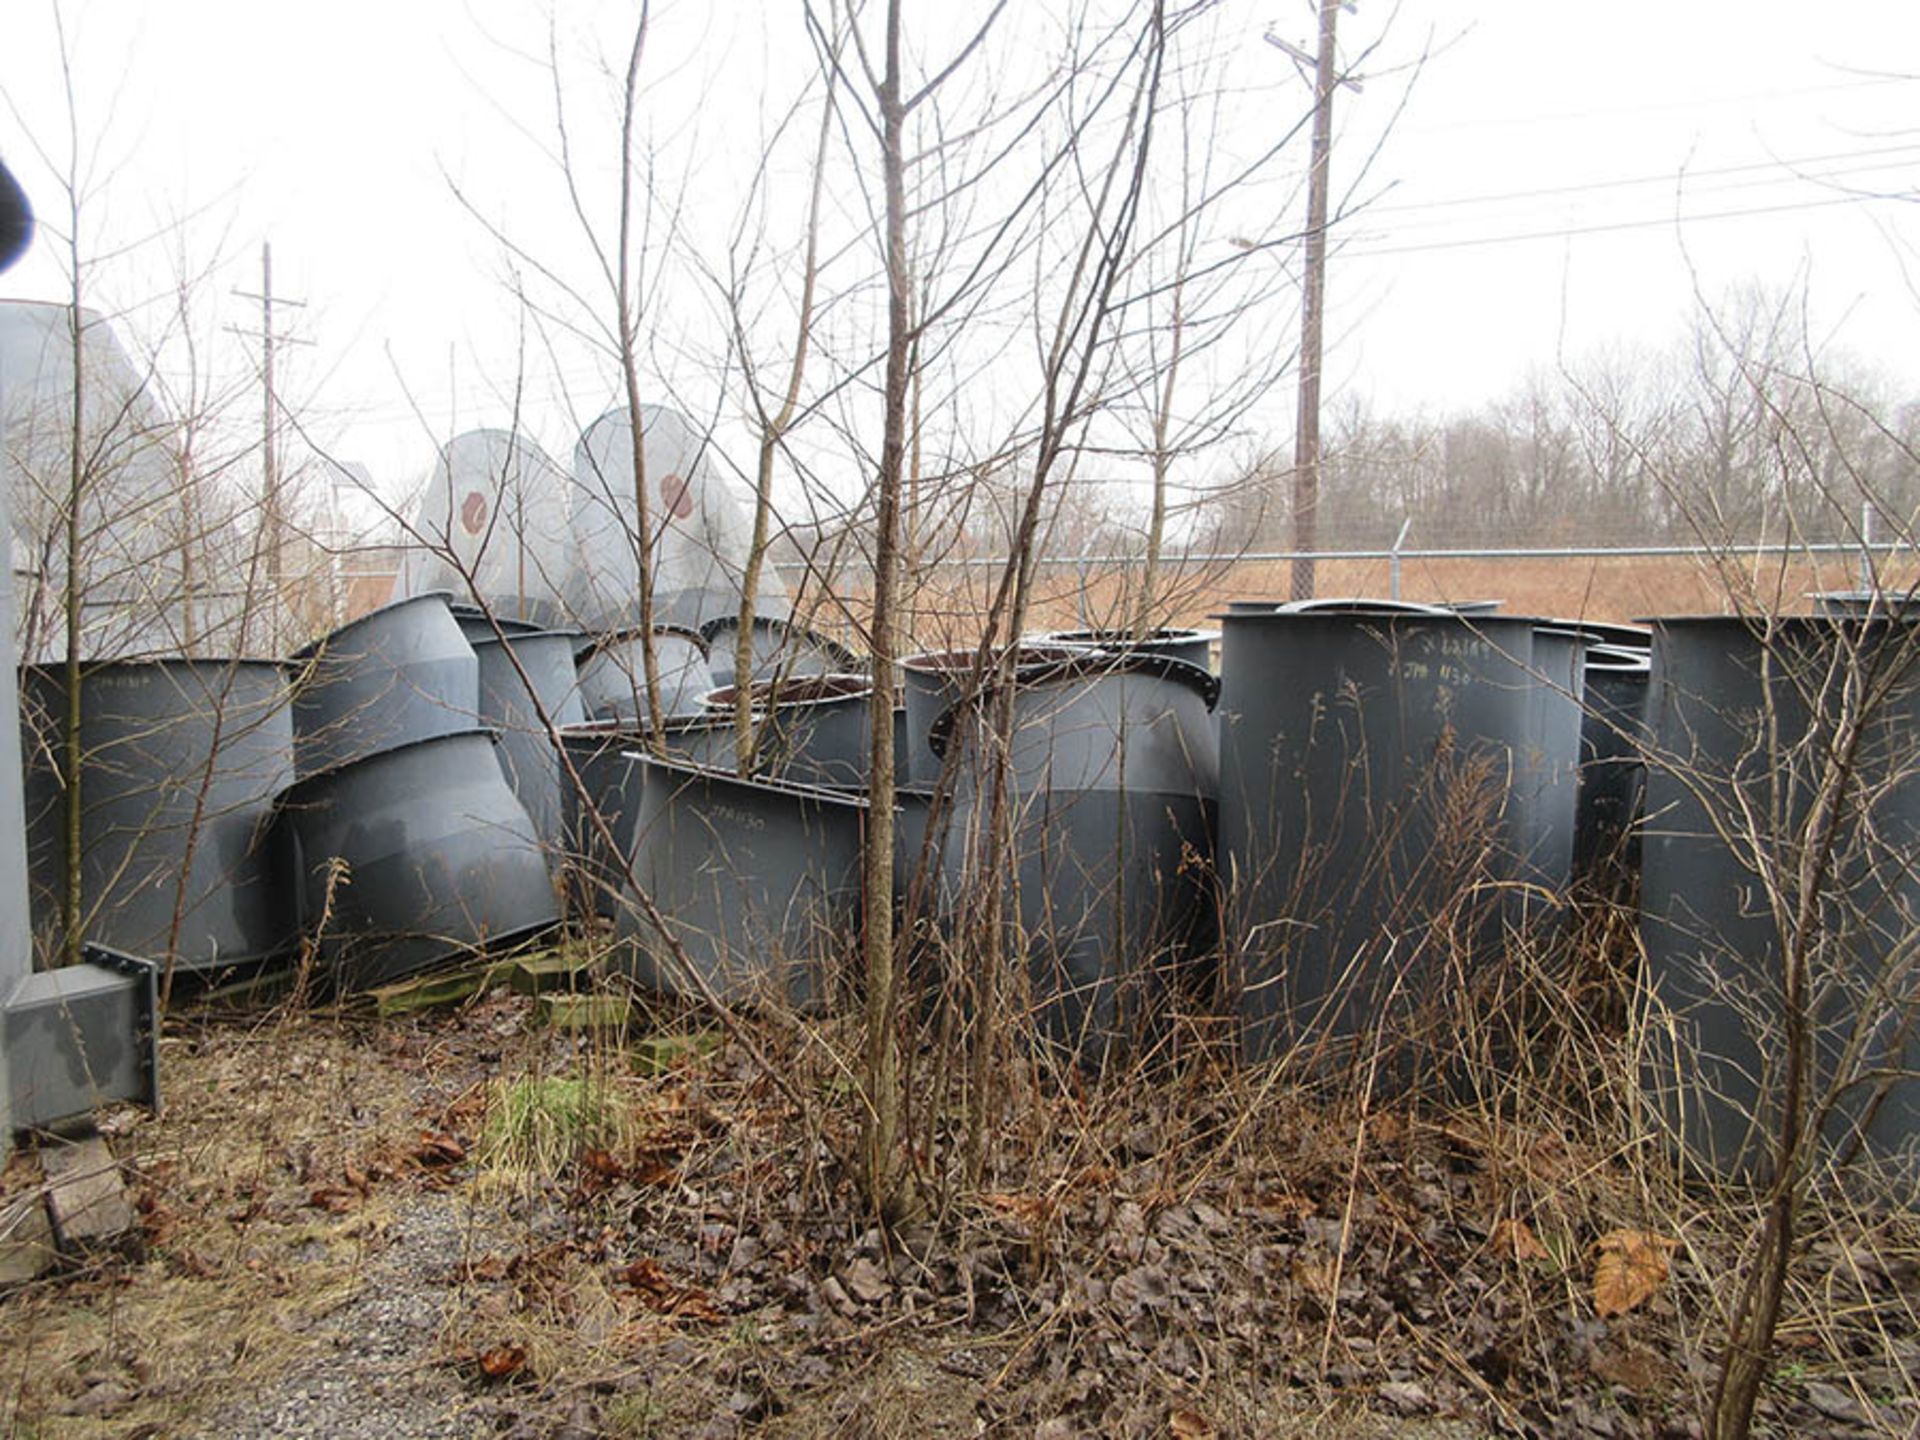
xmin=19 ymin=656 xmax=292 ymax=683
xmin=270 ymin=725 xmax=506 ymax=805
xmin=0 ymin=156 xmax=31 ymax=275
xmin=574 ymin=623 xmax=711 ymax=662
xmin=290 ymin=590 xmax=457 ymax=662
xmin=617 ymin=745 xmax=872 ymax=811
xmin=696 ymin=614 xmax=865 ymax=672
xmin=699 ymin=672 xmax=873 ymax=712
xmin=924 ymin=652 xmax=1220 ymax=760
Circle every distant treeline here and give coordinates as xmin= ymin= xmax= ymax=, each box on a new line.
xmin=1208 ymin=294 xmax=1920 ymax=553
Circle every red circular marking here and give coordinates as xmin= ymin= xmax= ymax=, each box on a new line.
xmin=460 ymin=490 xmax=489 ymax=535
xmin=660 ymin=472 xmax=694 ymax=520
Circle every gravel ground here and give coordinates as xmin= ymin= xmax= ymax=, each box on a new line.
xmin=191 ymin=1192 xmax=504 ymax=1440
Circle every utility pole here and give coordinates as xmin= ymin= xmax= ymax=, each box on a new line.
xmin=232 ymin=242 xmax=307 ymax=609
xmin=1268 ymin=0 xmax=1351 ymax=600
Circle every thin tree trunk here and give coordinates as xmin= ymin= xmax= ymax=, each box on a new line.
xmin=860 ymin=0 xmax=911 ymax=1219
xmin=61 ymin=274 xmax=84 ymax=967
xmin=1135 ymin=274 xmax=1185 ymax=638
xmin=615 ymin=9 xmax=666 ymax=745
xmin=1710 ymin=652 xmax=1865 ymax=1440
xmin=735 ymin=30 xmax=836 ymax=769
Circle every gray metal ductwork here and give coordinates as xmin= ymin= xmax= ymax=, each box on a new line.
xmin=4 ymin=944 xmax=159 ymax=1132
xmin=1 ymin=154 xmax=160 ymax=1159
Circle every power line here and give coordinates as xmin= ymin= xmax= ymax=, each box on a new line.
xmin=1358 ymin=142 xmax=1920 ymax=220
xmin=1411 ymin=73 xmax=1914 ymax=137
xmin=1340 ymin=190 xmax=1903 ymax=260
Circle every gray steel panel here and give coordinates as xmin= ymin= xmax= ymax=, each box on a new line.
xmin=576 ymin=626 xmax=712 ymax=722
xmin=1217 ymin=611 xmax=1539 ymax=1065
xmin=290 ymin=592 xmax=477 ymax=778
xmin=615 ymin=752 xmax=865 ymax=1010
xmin=474 ymin=630 xmax=586 ymax=876
xmin=3 ymin=945 xmax=158 ymax=1130
xmin=273 ymin=728 xmax=558 ymax=989
xmin=1640 ymin=615 xmax=1920 ymax=1194
xmin=19 ymin=659 xmax=296 ymax=972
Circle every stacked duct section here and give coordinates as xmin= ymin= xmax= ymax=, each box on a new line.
xmin=1638 ymin=616 xmax=1920 ymax=1196
xmin=2 ymin=302 xmax=286 ymax=663
xmin=19 ymin=659 xmax=296 ymax=975
xmin=398 ymin=430 xmax=573 ymax=628
xmin=272 ymin=592 xmax=558 ymax=989
xmin=1216 ymin=608 xmax=1567 ymax=1070
xmin=925 ymin=650 xmax=1220 ymax=1065
xmin=1 ymin=166 xmax=158 ymax=1149
xmin=567 ymin=404 xmax=791 ymax=634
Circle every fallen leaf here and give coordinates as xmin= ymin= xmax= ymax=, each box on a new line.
xmin=841 ymin=1255 xmax=891 ymax=1305
xmin=343 ymin=1159 xmax=370 ymax=1195
xmin=621 ymin=1256 xmax=723 ymax=1322
xmin=629 ymin=1156 xmax=678 ymax=1187
xmin=1491 ymin=1217 xmax=1548 ymax=1263
xmin=1169 ymin=1406 xmax=1216 ymax=1438
xmin=580 ymin=1147 xmax=624 ymax=1178
xmin=1592 ymin=1230 xmax=1678 ymax=1318
xmin=306 ymin=1186 xmax=358 ymax=1214
xmin=1368 ymin=1111 xmax=1408 ymax=1145
xmin=460 ymin=1253 xmax=510 ymax=1283
xmin=982 ymin=1190 xmax=1051 ymax=1225
xmin=477 ymin=1342 xmax=527 ymax=1380
xmin=1377 ymin=1381 xmax=1432 ymax=1415
xmin=135 ymin=1193 xmax=179 ymax=1244
xmin=1805 ymin=1381 xmax=1868 ymax=1424
xmin=414 ymin=1131 xmax=466 ymax=1166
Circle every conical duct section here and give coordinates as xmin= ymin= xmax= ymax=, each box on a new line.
xmin=567 ymin=404 xmax=791 ymax=633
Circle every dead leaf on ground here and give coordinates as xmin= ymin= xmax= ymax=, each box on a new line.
xmin=1250 ymin=1188 xmax=1316 ymax=1220
xmin=1368 ymin=1111 xmax=1408 ymax=1145
xmin=459 ymin=1253 xmax=510 ymax=1283
xmin=305 ymin=1186 xmax=359 ymax=1214
xmin=413 ymin=1131 xmax=466 ymax=1166
xmin=982 ymin=1190 xmax=1052 ymax=1225
xmin=841 ymin=1255 xmax=891 ymax=1305
xmin=621 ymin=1256 xmax=723 ymax=1322
xmin=579 ymin=1147 xmax=623 ymax=1179
xmin=1169 ymin=1406 xmax=1217 ymax=1438
xmin=1592 ymin=1230 xmax=1678 ymax=1318
xmin=1491 ymin=1217 xmax=1548 ymax=1263
xmin=476 ymin=1342 xmax=527 ymax=1380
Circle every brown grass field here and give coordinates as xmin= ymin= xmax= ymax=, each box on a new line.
xmin=876 ymin=550 xmax=1919 ymax=652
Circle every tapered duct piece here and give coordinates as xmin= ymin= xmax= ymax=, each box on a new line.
xmin=931 ymin=651 xmax=1220 ymax=1065
xmin=699 ymin=615 xmax=864 ymax=692
xmin=567 ymin=404 xmax=792 ymax=633
xmin=1571 ymin=642 xmax=1651 ymax=898
xmin=273 ymin=729 xmax=558 ymax=989
xmin=1042 ymin=627 xmax=1216 ymax=670
xmin=899 ymin=643 xmax=1092 ymax=790
xmin=473 ymin=630 xmax=586 ymax=875
xmin=615 ymin=752 xmax=865 ymax=1010
xmin=1217 ymin=609 xmax=1539 ymax=1068
xmin=290 ymin=592 xmax=477 ymax=778
xmin=700 ymin=672 xmax=873 ymax=788
xmin=397 ymin=429 xmax=574 ymax=627
xmin=575 ymin=626 xmax=713 ymax=722
xmin=1639 ymin=615 xmax=1920 ymax=1196
xmin=19 ymin=659 xmax=296 ymax=972
xmin=1 ymin=301 xmax=288 ymax=662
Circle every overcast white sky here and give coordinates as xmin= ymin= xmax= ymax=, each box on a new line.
xmin=0 ymin=1 xmax=1916 ymax=496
